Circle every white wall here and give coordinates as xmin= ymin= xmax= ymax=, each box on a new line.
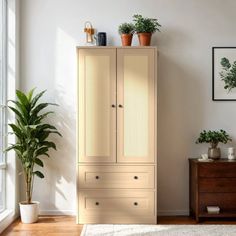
xmin=20 ymin=0 xmax=236 ymax=215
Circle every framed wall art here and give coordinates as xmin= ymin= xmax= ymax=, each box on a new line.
xmin=212 ymin=47 xmax=236 ymax=101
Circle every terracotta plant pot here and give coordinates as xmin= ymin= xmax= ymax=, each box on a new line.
xmin=138 ymin=33 xmax=152 ymax=46
xmin=121 ymin=34 xmax=133 ymax=46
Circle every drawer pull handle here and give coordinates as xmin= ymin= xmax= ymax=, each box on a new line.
xmin=95 ymin=176 xmax=99 ymax=179
xmin=134 ymin=176 xmax=138 ymax=180
xmin=95 ymin=202 xmax=99 ymax=206
xmin=134 ymin=202 xmax=138 ymax=206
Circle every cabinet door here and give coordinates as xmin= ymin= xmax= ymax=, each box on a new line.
xmin=117 ymin=49 xmax=156 ymax=163
xmin=78 ymin=49 xmax=116 ymax=163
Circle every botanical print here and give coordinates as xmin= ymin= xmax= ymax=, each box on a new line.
xmin=220 ymin=57 xmax=236 ymax=93
xmin=213 ymin=47 xmax=236 ymax=101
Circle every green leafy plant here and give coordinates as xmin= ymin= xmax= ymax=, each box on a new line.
xmin=133 ymin=14 xmax=161 ymax=33
xmin=5 ymin=89 xmax=62 ymax=204
xmin=118 ymin=22 xmax=135 ymax=34
xmin=220 ymin=57 xmax=236 ymax=93
xmin=196 ymin=130 xmax=232 ymax=147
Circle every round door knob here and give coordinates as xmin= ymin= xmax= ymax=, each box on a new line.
xmin=111 ymin=104 xmax=116 ymax=108
xmin=134 ymin=202 xmax=138 ymax=206
xmin=95 ymin=202 xmax=99 ymax=206
xmin=118 ymin=104 xmax=123 ymax=108
xmin=95 ymin=176 xmax=99 ymax=179
xmin=134 ymin=176 xmax=138 ymax=180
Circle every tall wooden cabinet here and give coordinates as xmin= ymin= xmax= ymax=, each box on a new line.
xmin=77 ymin=47 xmax=157 ymax=224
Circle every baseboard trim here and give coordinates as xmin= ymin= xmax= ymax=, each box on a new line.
xmin=40 ymin=210 xmax=189 ymax=217
xmin=158 ymin=210 xmax=189 ymax=216
xmin=39 ymin=210 xmax=76 ymax=216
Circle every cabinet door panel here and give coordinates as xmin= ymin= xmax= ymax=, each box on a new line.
xmin=117 ymin=49 xmax=156 ymax=163
xmin=78 ymin=49 xmax=116 ymax=162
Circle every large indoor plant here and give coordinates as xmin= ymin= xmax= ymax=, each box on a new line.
xmin=133 ymin=14 xmax=161 ymax=46
xmin=118 ymin=22 xmax=135 ymax=46
xmin=196 ymin=130 xmax=232 ymax=159
xmin=5 ymin=89 xmax=61 ymax=223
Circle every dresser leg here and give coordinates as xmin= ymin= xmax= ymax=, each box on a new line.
xmin=196 ymin=216 xmax=200 ymax=223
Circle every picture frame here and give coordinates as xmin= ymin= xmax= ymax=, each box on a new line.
xmin=212 ymin=47 xmax=236 ymax=101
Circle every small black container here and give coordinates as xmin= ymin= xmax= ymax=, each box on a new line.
xmin=97 ymin=32 xmax=107 ymax=46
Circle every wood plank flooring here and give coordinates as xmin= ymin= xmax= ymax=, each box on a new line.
xmin=2 ymin=215 xmax=236 ymax=235
xmin=1 ymin=216 xmax=83 ymax=236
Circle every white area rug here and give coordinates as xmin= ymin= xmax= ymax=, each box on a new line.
xmin=81 ymin=224 xmax=236 ymax=236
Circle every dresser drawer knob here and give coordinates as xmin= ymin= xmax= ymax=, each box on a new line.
xmin=134 ymin=202 xmax=138 ymax=206
xmin=95 ymin=176 xmax=99 ymax=179
xmin=134 ymin=176 xmax=138 ymax=180
xmin=95 ymin=202 xmax=99 ymax=206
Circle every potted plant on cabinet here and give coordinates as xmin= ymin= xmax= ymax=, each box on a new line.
xmin=118 ymin=22 xmax=135 ymax=46
xmin=133 ymin=14 xmax=161 ymax=46
xmin=196 ymin=130 xmax=232 ymax=159
xmin=5 ymin=89 xmax=62 ymax=223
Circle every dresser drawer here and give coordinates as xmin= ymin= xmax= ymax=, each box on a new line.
xmin=78 ymin=165 xmax=154 ymax=189
xmin=78 ymin=190 xmax=156 ymax=224
xmin=199 ymin=162 xmax=236 ymax=177
xmin=199 ymin=178 xmax=236 ymax=193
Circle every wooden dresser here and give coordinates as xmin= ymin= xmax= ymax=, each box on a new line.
xmin=189 ymin=158 xmax=236 ymax=222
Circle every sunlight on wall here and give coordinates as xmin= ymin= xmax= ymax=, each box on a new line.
xmin=52 ymin=28 xmax=77 ymax=213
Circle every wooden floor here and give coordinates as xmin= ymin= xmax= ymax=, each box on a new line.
xmin=2 ymin=215 xmax=236 ymax=236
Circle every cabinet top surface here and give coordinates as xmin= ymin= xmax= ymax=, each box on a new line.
xmin=77 ymin=46 xmax=157 ymax=49
xmin=189 ymin=158 xmax=236 ymax=163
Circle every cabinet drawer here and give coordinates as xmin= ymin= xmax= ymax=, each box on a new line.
xmin=79 ymin=190 xmax=156 ymax=224
xmin=199 ymin=163 xmax=236 ymax=177
xmin=78 ymin=165 xmax=154 ymax=189
xmin=199 ymin=178 xmax=236 ymax=193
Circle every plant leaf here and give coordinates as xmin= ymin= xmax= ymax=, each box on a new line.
xmin=33 ymin=171 xmax=44 ymax=178
xmin=35 ymin=158 xmax=44 ymax=167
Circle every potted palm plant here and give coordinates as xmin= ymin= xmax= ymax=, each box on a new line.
xmin=133 ymin=14 xmax=161 ymax=46
xmin=196 ymin=130 xmax=232 ymax=159
xmin=118 ymin=22 xmax=135 ymax=46
xmin=5 ymin=89 xmax=61 ymax=223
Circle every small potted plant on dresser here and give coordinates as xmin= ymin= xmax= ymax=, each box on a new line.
xmin=133 ymin=14 xmax=161 ymax=46
xmin=118 ymin=22 xmax=135 ymax=46
xmin=196 ymin=129 xmax=232 ymax=159
xmin=5 ymin=89 xmax=62 ymax=223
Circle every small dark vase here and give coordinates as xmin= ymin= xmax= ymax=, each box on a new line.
xmin=97 ymin=32 xmax=107 ymax=46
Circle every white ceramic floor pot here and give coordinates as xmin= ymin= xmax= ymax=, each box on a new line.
xmin=19 ymin=201 xmax=39 ymax=223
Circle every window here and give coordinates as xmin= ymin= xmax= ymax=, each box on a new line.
xmin=0 ymin=0 xmax=7 ymax=214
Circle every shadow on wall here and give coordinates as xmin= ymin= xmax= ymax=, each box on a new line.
xmin=32 ymin=28 xmax=77 ymax=214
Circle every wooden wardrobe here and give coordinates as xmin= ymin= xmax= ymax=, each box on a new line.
xmin=76 ymin=46 xmax=157 ymax=224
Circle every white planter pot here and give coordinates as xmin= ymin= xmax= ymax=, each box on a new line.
xmin=19 ymin=201 xmax=39 ymax=223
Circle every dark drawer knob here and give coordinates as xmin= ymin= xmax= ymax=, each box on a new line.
xmin=95 ymin=202 xmax=99 ymax=206
xmin=134 ymin=176 xmax=138 ymax=180
xmin=134 ymin=202 xmax=138 ymax=206
xmin=95 ymin=176 xmax=99 ymax=179
xmin=118 ymin=104 xmax=123 ymax=108
xmin=111 ymin=104 xmax=116 ymax=108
